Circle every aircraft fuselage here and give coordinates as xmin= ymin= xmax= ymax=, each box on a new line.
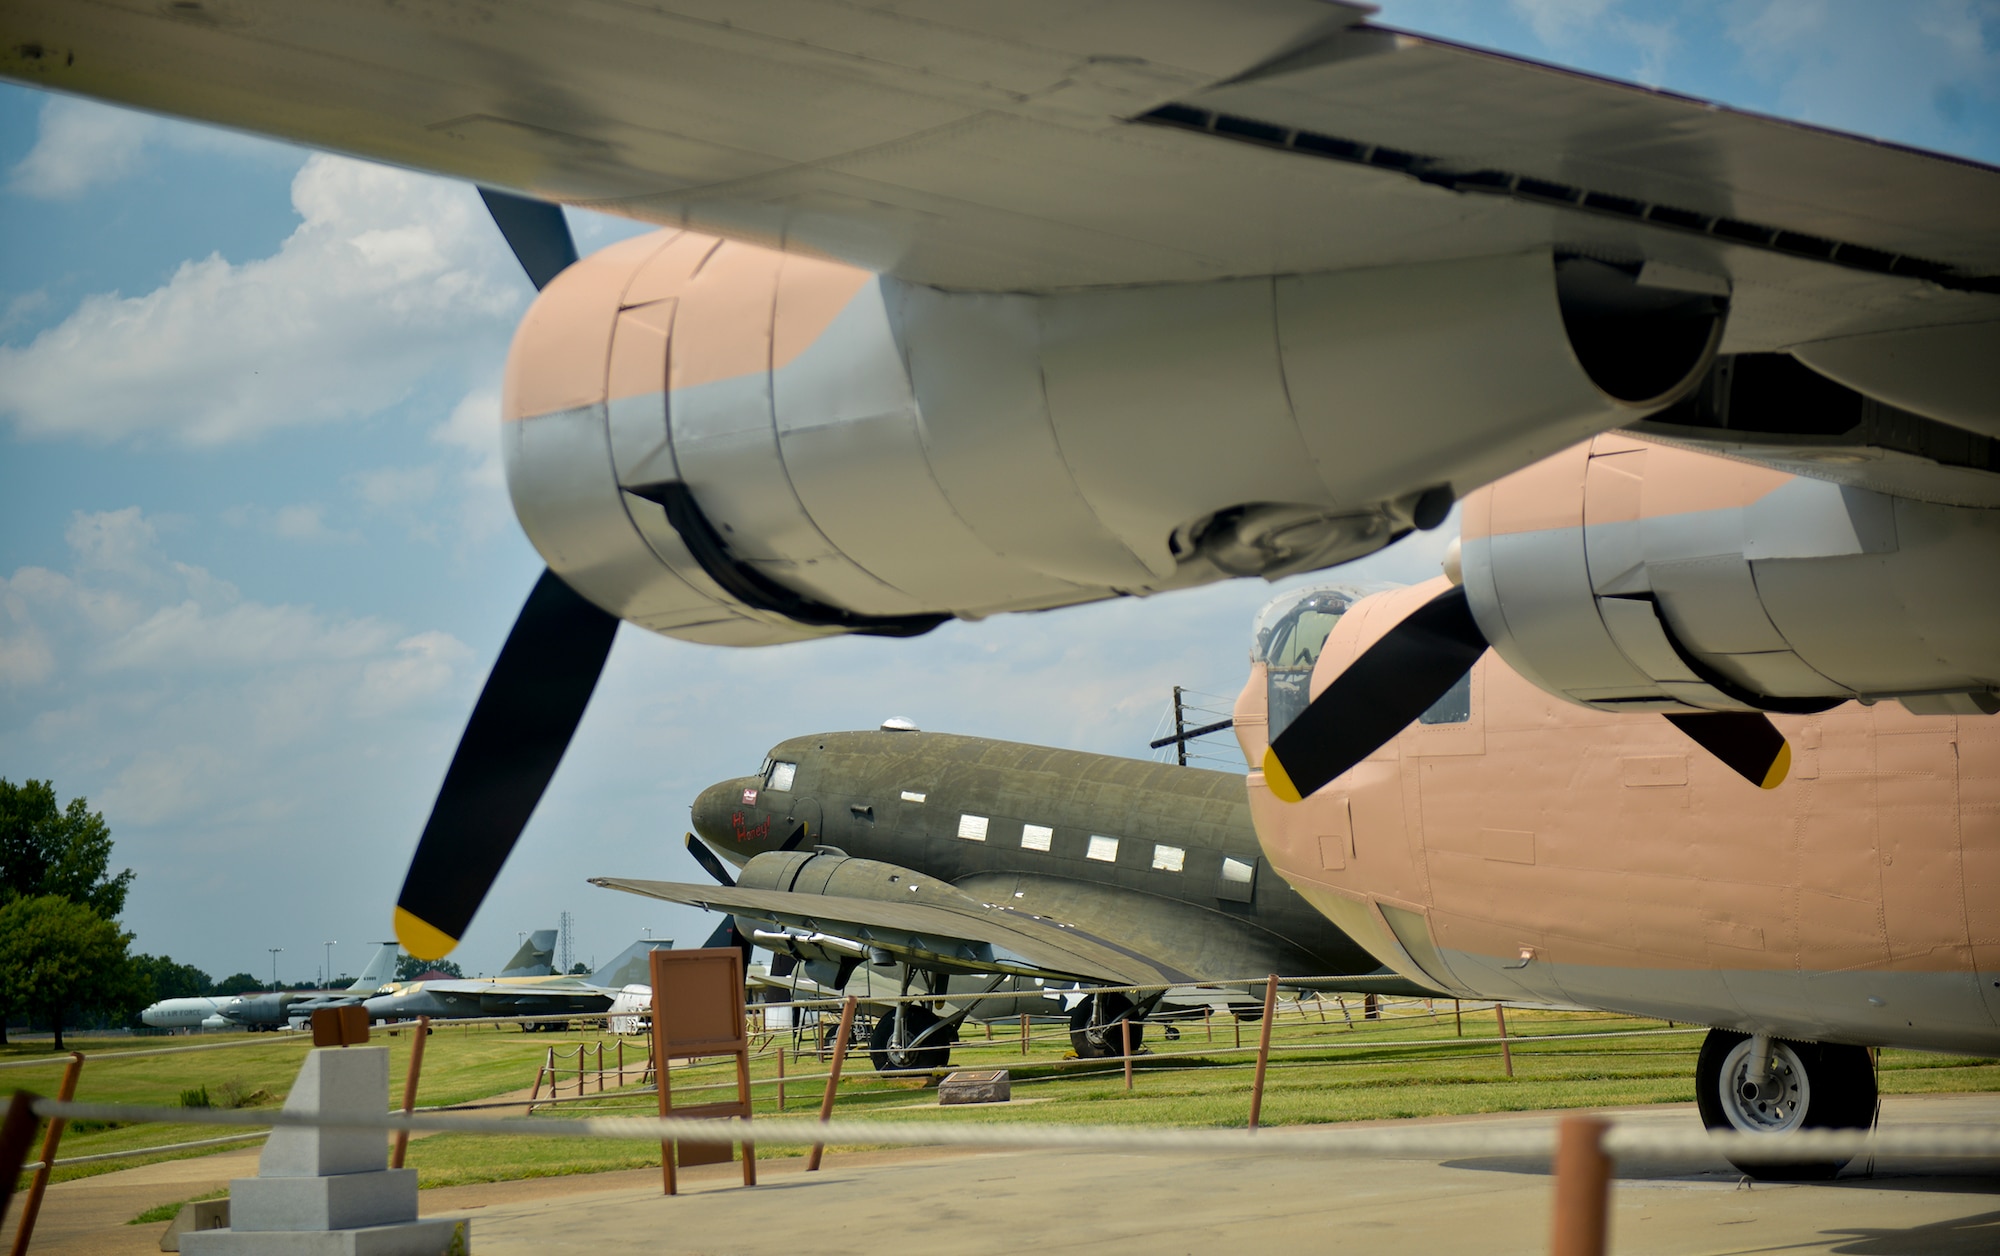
xmin=695 ymin=728 xmax=1391 ymax=985
xmin=1239 ymin=588 xmax=2000 ymax=1056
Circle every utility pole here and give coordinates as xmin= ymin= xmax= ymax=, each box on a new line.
xmin=268 ymin=947 xmax=284 ymax=991
xmin=322 ymin=940 xmax=337 ymax=987
xmin=1148 ymin=685 xmax=1232 ymax=763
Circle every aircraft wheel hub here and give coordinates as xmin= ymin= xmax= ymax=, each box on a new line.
xmin=1718 ymin=1038 xmax=1810 ymax=1133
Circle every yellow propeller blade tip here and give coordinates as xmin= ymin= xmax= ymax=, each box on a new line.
xmin=394 ymin=906 xmax=459 ymax=961
xmin=1760 ymin=741 xmax=1792 ymax=790
xmin=1262 ymin=748 xmax=1303 ymax=804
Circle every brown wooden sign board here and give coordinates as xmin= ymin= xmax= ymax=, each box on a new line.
xmin=310 ymin=1005 xmax=370 ymax=1047
xmin=650 ymin=947 xmax=755 ymax=1193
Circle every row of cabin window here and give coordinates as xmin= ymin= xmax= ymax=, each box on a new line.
xmin=953 ymin=813 xmax=1252 ymax=884
xmin=761 ymin=763 xmax=1249 ymax=885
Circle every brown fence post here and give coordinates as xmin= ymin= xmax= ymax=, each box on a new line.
xmin=0 ymin=1092 xmax=40 ymax=1236
xmin=391 ymin=1017 xmax=429 ymax=1169
xmin=1247 ymin=975 xmax=1277 ymax=1131
xmin=1020 ymin=1012 xmax=1030 ymax=1057
xmin=1454 ymin=999 xmax=1462 ymax=1037
xmin=775 ymin=1042 xmax=786 ymax=1112
xmin=1121 ymin=1019 xmax=1133 ymax=1092
xmin=1496 ymin=1003 xmax=1514 ymax=1078
xmin=1549 ymin=1115 xmax=1612 ymax=1256
xmin=1205 ymin=1006 xmax=1212 ymax=1041
xmin=806 ymin=997 xmax=859 ymax=1172
xmin=10 ymin=1051 xmax=83 ymax=1256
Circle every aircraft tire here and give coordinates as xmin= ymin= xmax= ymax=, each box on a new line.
xmin=1068 ymin=993 xmax=1144 ymax=1059
xmin=869 ymin=1005 xmax=952 ymax=1074
xmin=1695 ymin=1028 xmax=1877 ymax=1180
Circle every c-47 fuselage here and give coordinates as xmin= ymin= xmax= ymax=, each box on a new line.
xmin=692 ymin=728 xmax=1391 ymax=987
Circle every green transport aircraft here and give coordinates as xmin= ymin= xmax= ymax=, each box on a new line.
xmin=594 ymin=723 xmax=1431 ymax=1073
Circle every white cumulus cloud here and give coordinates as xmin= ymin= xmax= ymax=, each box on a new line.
xmin=8 ymin=95 xmax=154 ymax=199
xmin=2 ymin=508 xmax=474 ymax=826
xmin=0 ymin=154 xmax=526 ymax=445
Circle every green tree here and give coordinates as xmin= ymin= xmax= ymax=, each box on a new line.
xmin=214 ymin=973 xmax=264 ymax=996
xmin=129 ymin=953 xmax=214 ymax=1006
xmin=395 ymin=956 xmax=463 ymax=981
xmin=0 ymin=896 xmax=144 ymax=1050
xmin=0 ymin=780 xmax=134 ymax=1042
xmin=0 ymin=780 xmax=133 ymax=916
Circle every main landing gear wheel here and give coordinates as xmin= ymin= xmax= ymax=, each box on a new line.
xmin=1069 ymin=993 xmax=1145 ymax=1059
xmin=1694 ymin=1029 xmax=1876 ymax=1180
xmin=869 ymin=1004 xmax=953 ymax=1074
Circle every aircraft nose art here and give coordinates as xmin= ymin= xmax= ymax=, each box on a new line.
xmin=693 ymin=778 xmax=760 ymax=848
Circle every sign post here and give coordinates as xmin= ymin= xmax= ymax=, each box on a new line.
xmin=650 ymin=947 xmax=755 ymax=1195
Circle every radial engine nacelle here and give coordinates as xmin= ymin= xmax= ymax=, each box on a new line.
xmin=1458 ymin=400 xmax=2000 ymax=717
xmin=501 ymin=229 xmax=1723 ymax=646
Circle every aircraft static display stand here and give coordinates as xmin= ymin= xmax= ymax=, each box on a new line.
xmin=181 ymin=1012 xmax=467 ymax=1255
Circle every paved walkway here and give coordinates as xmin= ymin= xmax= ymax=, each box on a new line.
xmin=25 ymin=1095 xmax=2000 ymax=1255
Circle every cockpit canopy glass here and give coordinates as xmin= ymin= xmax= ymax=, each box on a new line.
xmin=1252 ymin=586 xmax=1358 ymax=739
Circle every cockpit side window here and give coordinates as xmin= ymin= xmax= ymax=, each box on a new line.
xmin=1253 ymin=588 xmax=1356 ymax=739
xmin=767 ymin=761 xmax=797 ymax=791
xmin=1418 ymin=671 xmax=1472 ymax=725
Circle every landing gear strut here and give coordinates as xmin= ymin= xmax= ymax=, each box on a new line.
xmin=867 ymin=967 xmax=961 ymax=1074
xmin=1694 ymin=1028 xmax=1876 ymax=1180
xmin=1069 ymin=992 xmax=1145 ymax=1058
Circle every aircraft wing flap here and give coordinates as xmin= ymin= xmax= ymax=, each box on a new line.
xmin=593 ymin=877 xmax=1170 ymax=987
xmin=1188 ymin=26 xmax=2000 ymax=271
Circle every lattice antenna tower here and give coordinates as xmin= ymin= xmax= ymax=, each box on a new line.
xmin=558 ymin=910 xmax=574 ymax=973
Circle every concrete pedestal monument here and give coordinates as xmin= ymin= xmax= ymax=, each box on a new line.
xmin=181 ymin=1045 xmax=467 ymax=1255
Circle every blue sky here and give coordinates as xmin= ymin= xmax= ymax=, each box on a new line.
xmin=2 ymin=1 xmax=1996 ymax=984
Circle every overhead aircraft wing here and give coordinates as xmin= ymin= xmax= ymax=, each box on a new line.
xmin=5 ymin=2 xmax=1996 ymax=351
xmin=592 ymin=877 xmax=1176 ymax=989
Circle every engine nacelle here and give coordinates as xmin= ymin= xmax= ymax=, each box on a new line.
xmin=502 ymin=230 xmax=1723 ymax=645
xmin=737 ymin=848 xmax=979 ymax=908
xmin=1460 ymin=421 xmax=2000 ymax=716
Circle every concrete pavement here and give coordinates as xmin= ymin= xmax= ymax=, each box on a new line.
xmin=26 ymin=1094 xmax=1999 ymax=1254
xmin=453 ymin=1094 xmax=1999 ymax=1255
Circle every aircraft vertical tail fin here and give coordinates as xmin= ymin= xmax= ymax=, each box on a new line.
xmin=345 ymin=941 xmax=402 ymax=992
xmin=589 ymin=939 xmax=674 ymax=989
xmin=499 ymin=929 xmax=559 ymax=977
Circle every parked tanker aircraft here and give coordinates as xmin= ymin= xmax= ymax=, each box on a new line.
xmin=595 ymin=726 xmax=1418 ymax=1072
xmin=1241 ymin=434 xmax=1999 ymax=1177
xmin=5 ymin=5 xmax=1994 ymax=956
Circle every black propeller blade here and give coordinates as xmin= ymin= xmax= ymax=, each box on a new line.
xmin=478 ymin=188 xmax=579 ymax=291
xmin=778 ymin=821 xmax=808 ymax=853
xmin=1665 ymin=711 xmax=1792 ymax=789
xmin=685 ymin=834 xmax=755 ymax=962
xmin=394 ymin=569 xmax=619 ymax=959
xmin=1263 ymin=585 xmax=1489 ymax=803
xmin=1262 ymin=582 xmax=1796 ymax=802
xmin=684 ymin=833 xmax=737 ymax=887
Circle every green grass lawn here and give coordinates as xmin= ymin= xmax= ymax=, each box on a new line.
xmin=7 ymin=1001 xmax=1996 ymax=1201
